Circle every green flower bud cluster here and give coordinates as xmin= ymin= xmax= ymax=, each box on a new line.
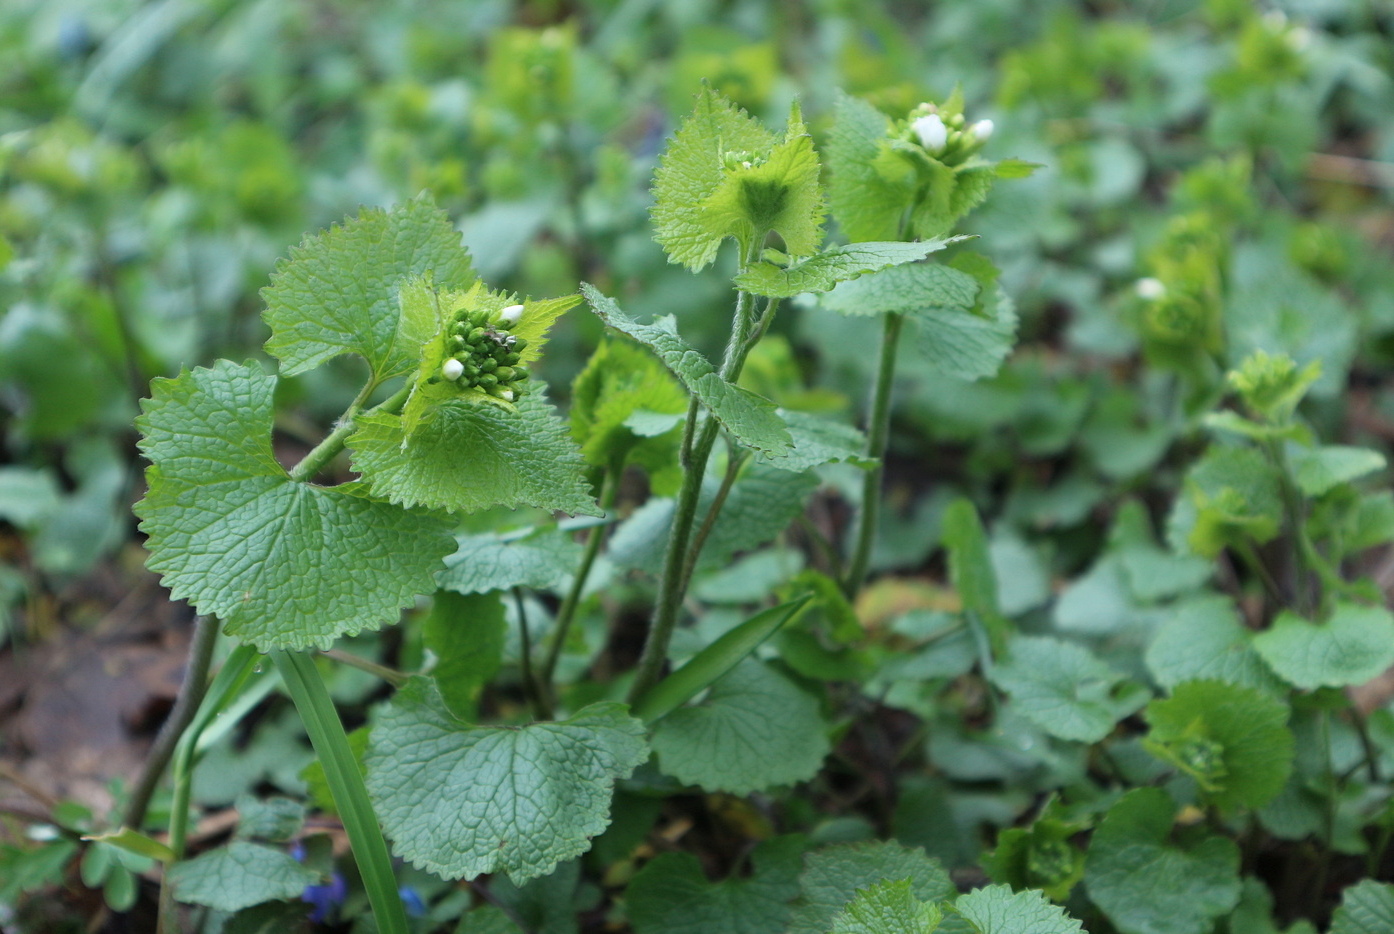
xmin=441 ymin=305 xmax=530 ymax=402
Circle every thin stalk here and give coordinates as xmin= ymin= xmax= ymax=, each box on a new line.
xmin=157 ymin=645 xmax=261 ymax=934
xmin=540 ymin=465 xmax=622 ymax=697
xmin=322 ymin=648 xmax=408 ymax=687
xmin=514 ymin=587 xmax=545 ymax=720
xmin=1350 ymin=706 xmax=1383 ymax=784
xmin=678 ymin=448 xmax=748 ymax=597
xmin=122 ymin=613 xmax=220 ymax=831
xmin=273 ymin=651 xmax=410 ymax=934
xmin=1265 ymin=439 xmax=1318 ymax=616
xmin=628 ymin=241 xmax=766 ymax=702
xmin=843 ymin=311 xmax=905 ymax=597
xmin=287 ymin=381 xmax=406 ymax=484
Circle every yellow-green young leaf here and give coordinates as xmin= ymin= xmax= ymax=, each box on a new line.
xmin=733 ymin=241 xmax=956 ymax=299
xmin=652 ymin=89 xmax=821 ymax=269
xmin=787 ymin=840 xmax=954 ymax=934
xmin=826 ymin=93 xmax=912 ymax=243
xmin=981 ymin=811 xmax=1088 ymax=902
xmin=81 ymin=829 xmax=175 ymax=865
xmin=424 ymin=590 xmax=506 ymax=722
xmin=1174 ymin=446 xmax=1283 ymax=558
xmin=989 ymin=635 xmax=1147 ymax=743
xmin=366 ymin=677 xmax=647 ymax=883
xmin=135 ymin=361 xmax=455 ymax=651
xmin=652 ymin=87 xmax=775 ymax=268
xmin=582 ymin=286 xmax=792 ymax=456
xmin=699 ymin=109 xmax=824 ymax=260
xmin=570 ymin=337 xmax=687 ymax=475
xmin=348 ymin=385 xmax=598 ymax=516
xmin=829 ymin=879 xmax=940 ymax=934
xmin=953 ymin=884 xmax=1084 ymax=934
xmin=168 ymin=841 xmax=321 ymax=912
xmin=1084 ymin=788 xmax=1241 ymax=934
xmin=1143 ymin=680 xmax=1293 ymax=813
xmin=1253 ymin=604 xmax=1394 ymax=691
xmin=263 ymin=196 xmax=476 ymax=380
xmin=628 ymin=836 xmax=805 ymax=934
xmin=650 ymin=659 xmax=829 ymax=795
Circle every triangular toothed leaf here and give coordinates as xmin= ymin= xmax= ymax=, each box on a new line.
xmin=734 ymin=241 xmax=958 ymax=298
xmin=952 ymin=883 xmax=1084 ymax=934
xmin=694 ymin=105 xmax=825 ymax=260
xmin=437 ymin=527 xmax=584 ymax=596
xmin=756 ymin=409 xmax=874 ymax=473
xmin=263 ymin=196 xmax=476 ymax=379
xmin=652 ymin=88 xmax=779 ymax=270
xmin=581 ymin=285 xmax=792 ymax=456
xmin=366 ymin=677 xmax=648 ymax=884
xmin=135 ymin=361 xmax=455 ymax=650
xmin=348 ymin=385 xmax=598 ymax=516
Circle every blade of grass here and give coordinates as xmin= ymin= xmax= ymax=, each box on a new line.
xmin=272 ymin=650 xmax=410 ymax=934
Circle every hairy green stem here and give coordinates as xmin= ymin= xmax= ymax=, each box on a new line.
xmin=844 ymin=311 xmax=905 ymax=597
xmin=678 ymin=448 xmax=748 ymax=597
xmin=288 ymin=382 xmax=408 ymax=484
xmin=123 ymin=613 xmax=220 ymax=831
xmin=273 ymin=651 xmax=410 ymax=934
xmin=540 ymin=465 xmax=621 ymax=702
xmin=629 ymin=244 xmax=766 ymax=702
xmin=1264 ymin=439 xmax=1319 ymax=616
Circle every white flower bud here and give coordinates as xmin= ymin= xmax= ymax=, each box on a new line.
xmin=442 ymin=358 xmax=464 ymax=381
xmin=500 ymin=389 xmax=515 ymax=402
xmin=499 ymin=304 xmax=525 ymax=324
xmin=1135 ymin=278 xmax=1165 ymax=300
xmin=911 ymin=113 xmax=949 ymax=152
xmin=970 ymin=119 xmax=994 ymax=142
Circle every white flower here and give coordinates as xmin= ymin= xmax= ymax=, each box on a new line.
xmin=911 ymin=113 xmax=948 ymax=152
xmin=499 ymin=389 xmax=515 ymax=402
xmin=970 ymin=119 xmax=994 ymax=143
xmin=442 ymin=358 xmax=464 ymax=381
xmin=1135 ymin=278 xmax=1166 ymax=300
xmin=499 ymin=303 xmax=525 ymax=325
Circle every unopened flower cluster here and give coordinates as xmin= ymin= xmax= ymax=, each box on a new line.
xmin=440 ymin=303 xmax=529 ymax=402
xmin=906 ymin=102 xmax=993 ymax=167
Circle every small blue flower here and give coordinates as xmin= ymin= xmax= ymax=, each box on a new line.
xmin=301 ymin=873 xmax=348 ymax=923
xmin=399 ymin=886 xmax=427 ymax=918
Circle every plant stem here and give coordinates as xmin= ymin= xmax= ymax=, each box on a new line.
xmin=678 ymin=448 xmax=748 ymax=597
xmin=1265 ymin=439 xmax=1318 ymax=616
xmin=322 ymin=648 xmax=408 ymax=687
xmin=287 ymin=381 xmax=407 ymax=484
xmin=628 ymin=244 xmax=765 ymax=702
xmin=122 ymin=613 xmax=220 ymax=831
xmin=843 ymin=311 xmax=905 ymax=597
xmin=272 ymin=651 xmax=410 ymax=934
xmin=514 ymin=588 xmax=546 ymax=720
xmin=540 ymin=465 xmax=621 ymax=702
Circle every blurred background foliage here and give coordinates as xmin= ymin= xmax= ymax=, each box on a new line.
xmin=1 ymin=0 xmax=1393 ymax=903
